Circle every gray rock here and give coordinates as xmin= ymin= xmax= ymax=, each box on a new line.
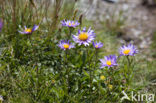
xmin=102 ymin=0 xmax=119 ymax=3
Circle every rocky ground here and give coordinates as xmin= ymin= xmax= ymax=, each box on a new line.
xmin=77 ymin=0 xmax=156 ymax=51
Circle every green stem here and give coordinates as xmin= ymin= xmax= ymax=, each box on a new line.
xmin=78 ymin=48 xmax=84 ymax=91
xmin=68 ymin=27 xmax=72 ymax=40
xmin=89 ymin=64 xmax=92 ymax=101
xmin=28 ymin=34 xmax=39 ymax=100
xmin=126 ymin=56 xmax=132 ymax=85
xmin=87 ymin=47 xmax=92 ymax=101
xmin=110 ymin=67 xmax=115 ymax=84
xmin=126 ymin=56 xmax=131 ymax=67
xmin=65 ymin=50 xmax=70 ymax=94
xmin=94 ymin=49 xmax=98 ymax=70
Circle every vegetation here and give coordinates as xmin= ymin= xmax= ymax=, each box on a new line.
xmin=0 ymin=0 xmax=155 ymax=103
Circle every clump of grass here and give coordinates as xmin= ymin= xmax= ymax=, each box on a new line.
xmin=0 ymin=0 xmax=155 ymax=103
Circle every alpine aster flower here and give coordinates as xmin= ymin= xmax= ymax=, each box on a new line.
xmin=61 ymin=20 xmax=80 ymax=28
xmin=73 ymin=27 xmax=95 ymax=46
xmin=119 ymin=43 xmax=138 ymax=56
xmin=58 ymin=40 xmax=74 ymax=50
xmin=93 ymin=41 xmax=103 ymax=49
xmin=19 ymin=25 xmax=39 ymax=34
xmin=0 ymin=19 xmax=3 ymax=32
xmin=100 ymin=55 xmax=118 ymax=68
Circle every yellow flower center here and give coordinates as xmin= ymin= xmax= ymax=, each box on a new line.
xmin=25 ymin=28 xmax=32 ymax=33
xmin=69 ymin=22 xmax=75 ymax=26
xmin=123 ymin=49 xmax=130 ymax=55
xmin=106 ymin=61 xmax=111 ymax=66
xmin=63 ymin=44 xmax=69 ymax=49
xmin=100 ymin=75 xmax=105 ymax=80
xmin=95 ymin=45 xmax=98 ymax=48
xmin=79 ymin=32 xmax=88 ymax=41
